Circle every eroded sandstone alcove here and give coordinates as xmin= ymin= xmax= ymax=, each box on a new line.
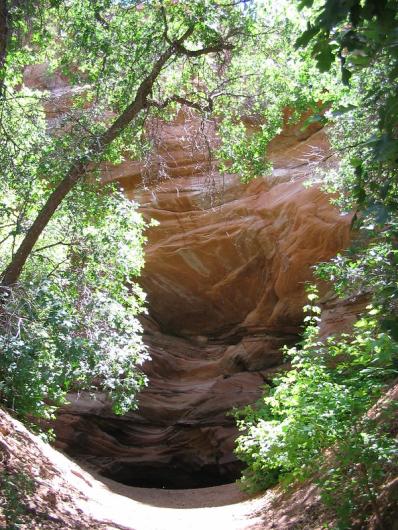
xmin=47 ymin=109 xmax=351 ymax=489
xmin=25 ymin=60 xmax=351 ymax=489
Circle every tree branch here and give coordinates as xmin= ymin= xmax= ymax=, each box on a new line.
xmin=94 ymin=9 xmax=109 ymax=29
xmin=33 ymin=241 xmax=74 ymax=253
xmin=174 ymin=39 xmax=234 ymax=57
xmin=1 ymin=20 xmax=236 ymax=287
xmin=147 ymin=94 xmax=213 ymax=113
xmin=159 ymin=1 xmax=171 ymax=45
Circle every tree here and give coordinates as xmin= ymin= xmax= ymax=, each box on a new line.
xmin=235 ymin=2 xmax=398 ymax=527
xmin=0 ymin=0 xmax=245 ymax=287
xmin=0 ymin=0 xmax=270 ymax=420
xmin=295 ymin=0 xmax=398 ymax=333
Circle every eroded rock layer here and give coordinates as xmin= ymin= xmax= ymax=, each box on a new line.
xmin=51 ymin=108 xmax=352 ymax=488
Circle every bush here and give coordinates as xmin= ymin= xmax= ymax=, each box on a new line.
xmin=0 ymin=193 xmax=149 ymax=420
xmin=234 ymin=288 xmax=398 ymax=526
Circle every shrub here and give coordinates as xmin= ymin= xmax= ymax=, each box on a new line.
xmin=234 ymin=288 xmax=398 ymax=526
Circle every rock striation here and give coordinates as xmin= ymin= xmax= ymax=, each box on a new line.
xmin=48 ymin=106 xmax=352 ymax=488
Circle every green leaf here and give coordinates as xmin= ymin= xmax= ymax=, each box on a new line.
xmin=341 ymin=65 xmax=352 ymax=85
xmin=295 ymin=25 xmax=319 ymax=49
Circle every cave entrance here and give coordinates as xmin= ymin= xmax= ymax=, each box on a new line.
xmin=100 ymin=460 xmax=244 ymax=489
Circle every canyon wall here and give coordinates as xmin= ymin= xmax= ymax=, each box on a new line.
xmin=54 ymin=114 xmax=352 ymax=487
xmin=24 ymin=65 xmax=353 ymax=487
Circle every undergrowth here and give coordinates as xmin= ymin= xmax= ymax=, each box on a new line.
xmin=234 ymin=288 xmax=398 ymax=528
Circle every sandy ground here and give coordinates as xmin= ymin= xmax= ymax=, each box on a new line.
xmin=75 ymin=470 xmax=266 ymax=530
xmin=1 ymin=407 xmax=267 ymax=530
xmin=0 ymin=407 xmax=322 ymax=530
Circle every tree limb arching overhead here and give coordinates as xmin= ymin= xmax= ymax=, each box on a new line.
xmin=0 ymin=17 xmax=237 ymax=288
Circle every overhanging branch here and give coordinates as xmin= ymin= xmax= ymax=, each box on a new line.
xmin=147 ymin=95 xmax=213 ymax=113
xmin=0 ymin=17 xmax=236 ymax=287
xmin=174 ymin=40 xmax=234 ymax=57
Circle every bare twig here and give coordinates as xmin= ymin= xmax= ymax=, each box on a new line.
xmin=33 ymin=241 xmax=73 ymax=253
xmin=147 ymin=94 xmax=213 ymax=113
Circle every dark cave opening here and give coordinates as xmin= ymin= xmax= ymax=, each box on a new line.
xmin=101 ymin=460 xmax=244 ymax=489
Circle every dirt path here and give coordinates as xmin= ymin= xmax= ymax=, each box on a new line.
xmin=1 ymin=406 xmax=320 ymax=530
xmin=1 ymin=407 xmax=266 ymax=530
xmin=76 ymin=470 xmax=266 ymax=530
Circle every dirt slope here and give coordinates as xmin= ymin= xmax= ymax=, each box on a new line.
xmin=1 ymin=406 xmax=267 ymax=529
xmin=2 ymin=394 xmax=397 ymax=530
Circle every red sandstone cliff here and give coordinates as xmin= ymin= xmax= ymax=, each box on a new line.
xmin=1 ymin=64 xmax=391 ymax=530
xmin=33 ymin=81 xmax=352 ymax=484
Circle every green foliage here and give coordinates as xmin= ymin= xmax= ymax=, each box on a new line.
xmin=215 ymin=1 xmax=338 ymax=181
xmin=296 ymin=0 xmax=398 ymax=83
xmin=319 ymin=419 xmax=398 ymax=529
xmin=296 ymin=0 xmax=398 ymax=211
xmin=235 ymin=289 xmax=398 ymax=526
xmin=0 ymin=468 xmax=35 ymax=530
xmin=0 ymin=192 xmax=149 ymax=418
xmin=0 ymin=1 xmax=57 ymax=89
xmin=317 ymin=238 xmax=398 ymax=341
xmin=0 ymin=72 xmax=149 ymax=420
xmin=0 ymin=194 xmax=146 ymax=416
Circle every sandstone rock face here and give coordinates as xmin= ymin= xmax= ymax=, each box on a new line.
xmin=139 ymin=174 xmax=347 ymax=338
xmin=319 ymin=293 xmax=369 ymax=340
xmin=25 ymin=65 xmax=352 ymax=488
xmin=49 ymin=110 xmax=351 ymax=488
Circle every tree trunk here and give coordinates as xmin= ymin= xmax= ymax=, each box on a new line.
xmin=0 ymin=0 xmax=8 ymax=96
xmin=0 ymin=23 xmax=231 ymax=287
xmin=1 ymin=42 xmax=176 ymax=286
